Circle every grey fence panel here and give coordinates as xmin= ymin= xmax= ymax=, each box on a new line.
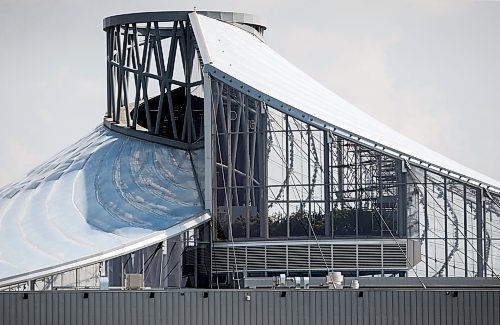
xmin=1 ymin=289 xmax=500 ymax=325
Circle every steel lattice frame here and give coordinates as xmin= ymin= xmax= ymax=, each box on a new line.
xmin=105 ymin=14 xmax=203 ymax=145
xmin=208 ymin=78 xmax=500 ymax=279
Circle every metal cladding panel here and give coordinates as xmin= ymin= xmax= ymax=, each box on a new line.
xmin=1 ymin=289 xmax=500 ymax=325
xmin=0 ymin=125 xmax=204 ymax=281
xmin=190 ymin=13 xmax=500 ymax=192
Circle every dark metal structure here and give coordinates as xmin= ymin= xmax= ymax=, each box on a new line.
xmin=103 ymin=11 xmax=265 ymax=149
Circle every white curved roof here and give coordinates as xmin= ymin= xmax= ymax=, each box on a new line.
xmin=0 ymin=126 xmax=206 ymax=283
xmin=191 ymin=13 xmax=500 ymax=193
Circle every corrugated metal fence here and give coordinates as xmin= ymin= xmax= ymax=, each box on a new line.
xmin=1 ymin=289 xmax=499 ymax=325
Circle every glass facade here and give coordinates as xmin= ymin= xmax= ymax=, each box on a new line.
xmin=211 ymin=80 xmax=404 ymax=241
xmin=210 ymin=79 xmax=500 ymax=278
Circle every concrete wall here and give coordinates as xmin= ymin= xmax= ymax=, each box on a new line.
xmin=1 ymin=289 xmax=499 ymax=325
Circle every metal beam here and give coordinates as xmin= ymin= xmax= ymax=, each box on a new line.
xmin=444 ymin=177 xmax=449 ymax=276
xmin=203 ymin=72 xmax=212 ymax=211
xmin=424 ymin=169 xmax=429 ymax=277
xmin=106 ymin=28 xmax=113 ymax=118
xmin=463 ymin=183 xmax=468 ymax=277
xmin=476 ymin=189 xmax=484 ymax=277
xmin=324 ymin=131 xmax=331 ymax=237
xmin=259 ymin=104 xmax=269 ymax=238
xmin=165 ymin=21 xmax=179 ymax=139
xmin=153 ymin=21 xmax=166 ymax=135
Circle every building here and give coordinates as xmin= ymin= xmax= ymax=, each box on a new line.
xmin=0 ymin=10 xmax=499 ymax=292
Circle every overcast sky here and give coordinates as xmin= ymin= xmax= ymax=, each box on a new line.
xmin=0 ymin=0 xmax=499 ymax=187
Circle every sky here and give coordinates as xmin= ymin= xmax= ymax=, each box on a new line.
xmin=0 ymin=0 xmax=499 ymax=187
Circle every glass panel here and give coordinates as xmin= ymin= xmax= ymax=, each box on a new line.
xmin=332 ymin=203 xmax=357 ymax=236
xmin=289 ymin=202 xmax=309 ymax=237
xmin=268 ymin=202 xmax=287 ymax=237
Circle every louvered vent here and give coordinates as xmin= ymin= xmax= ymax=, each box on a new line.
xmin=309 ymin=245 xmax=332 ymax=269
xmin=287 ymin=246 xmax=309 ymax=270
xmin=357 ymin=244 xmax=382 ymax=268
xmin=246 ymin=247 xmax=265 ymax=270
xmin=383 ymin=244 xmax=407 ymax=268
xmin=332 ymin=245 xmax=357 ymax=268
xmin=265 ymin=245 xmax=287 ymax=270
xmin=211 ymin=246 xmax=228 ymax=272
xmin=212 ymin=240 xmax=409 ymax=273
xmin=228 ymin=247 xmax=246 ymax=270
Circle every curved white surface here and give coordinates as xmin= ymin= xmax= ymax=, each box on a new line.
xmin=0 ymin=126 xmax=204 ymax=280
xmin=191 ymin=13 xmax=500 ymax=192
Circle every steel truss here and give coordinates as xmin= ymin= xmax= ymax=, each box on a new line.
xmin=105 ymin=15 xmax=203 ymax=144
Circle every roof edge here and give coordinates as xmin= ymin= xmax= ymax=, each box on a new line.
xmin=103 ymin=10 xmax=266 ymax=31
xmin=0 ymin=211 xmax=210 ymax=289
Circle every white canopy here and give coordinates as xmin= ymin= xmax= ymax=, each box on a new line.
xmin=191 ymin=12 xmax=500 ymax=193
xmin=0 ymin=126 xmax=207 ymax=285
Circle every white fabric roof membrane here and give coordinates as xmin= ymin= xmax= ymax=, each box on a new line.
xmin=0 ymin=126 xmax=205 ymax=282
xmin=191 ymin=13 xmax=500 ymax=192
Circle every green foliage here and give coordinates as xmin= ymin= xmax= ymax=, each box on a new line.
xmin=332 ymin=207 xmax=357 ymax=235
xmin=269 ymin=209 xmax=325 ymax=237
xmin=219 ymin=213 xmax=261 ymax=239
xmin=217 ymin=207 xmax=396 ymax=239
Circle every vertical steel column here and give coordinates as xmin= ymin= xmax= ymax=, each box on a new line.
xmin=424 ymin=170 xmax=429 ymax=277
xmin=396 ymin=160 xmax=407 ymax=237
xmin=211 ymin=81 xmax=222 ymax=241
xmin=337 ymin=140 xmax=345 ymax=210
xmin=203 ymin=72 xmax=212 ymax=211
xmin=122 ymin=27 xmax=132 ymax=128
xmin=142 ymin=23 xmax=153 ymax=131
xmin=444 ymin=177 xmax=448 ymax=277
xmin=259 ymin=104 xmax=269 ymax=238
xmin=106 ymin=28 xmax=112 ymax=118
xmin=476 ymin=188 xmax=484 ymax=277
xmin=115 ymin=24 xmax=125 ymax=124
xmin=153 ymin=21 xmax=167 ymax=135
xmin=324 ymin=131 xmax=331 ymax=237
xmin=185 ymin=26 xmax=193 ymax=143
xmin=165 ymin=21 xmax=179 ymax=139
xmin=110 ymin=26 xmax=118 ymax=122
xmin=307 ymin=125 xmax=312 ymax=237
xmin=463 ymin=183 xmax=468 ymax=276
xmin=194 ymin=230 xmax=198 ymax=288
xmin=226 ymin=86 xmax=233 ymax=241
xmin=132 ymin=22 xmax=150 ymax=129
xmin=355 ymin=145 xmax=359 ymax=238
xmin=285 ymin=116 xmax=290 ymax=238
xmin=483 ymin=199 xmax=489 ymax=276
xmin=377 ymin=155 xmax=382 ymax=237
xmin=243 ymin=96 xmax=251 ymax=239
